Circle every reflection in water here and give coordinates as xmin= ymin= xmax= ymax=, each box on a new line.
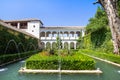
xmin=118 ymin=71 xmax=120 ymax=73
xmin=0 ymin=68 xmax=8 ymax=72
xmin=20 ymin=60 xmax=25 ymax=63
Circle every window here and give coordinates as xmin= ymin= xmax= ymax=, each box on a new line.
xmin=33 ymin=25 xmax=35 ymax=28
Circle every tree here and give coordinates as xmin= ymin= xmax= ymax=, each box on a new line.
xmin=94 ymin=0 xmax=120 ymax=54
xmin=56 ymin=35 xmax=62 ymax=49
xmin=86 ymin=6 xmax=108 ymax=33
xmin=86 ymin=7 xmax=110 ymax=49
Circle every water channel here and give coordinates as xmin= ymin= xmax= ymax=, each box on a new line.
xmin=0 ymin=59 xmax=120 ymax=80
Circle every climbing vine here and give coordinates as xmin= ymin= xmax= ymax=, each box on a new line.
xmin=0 ymin=25 xmax=38 ymax=54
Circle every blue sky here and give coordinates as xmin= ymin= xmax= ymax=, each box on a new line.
xmin=0 ymin=0 xmax=99 ymax=26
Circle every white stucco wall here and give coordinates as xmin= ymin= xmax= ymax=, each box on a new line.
xmin=27 ymin=21 xmax=41 ymax=38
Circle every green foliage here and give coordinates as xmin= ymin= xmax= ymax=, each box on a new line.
xmin=91 ymin=27 xmax=107 ymax=48
xmin=77 ymin=34 xmax=84 ymax=49
xmin=26 ymin=51 xmax=95 ymax=70
xmin=81 ymin=49 xmax=120 ymax=64
xmin=0 ymin=25 xmax=38 ymax=54
xmin=84 ymin=6 xmax=113 ymax=52
xmin=86 ymin=7 xmax=108 ymax=33
xmin=118 ymin=0 xmax=120 ymax=17
xmin=56 ymin=36 xmax=62 ymax=49
xmin=83 ymin=34 xmax=92 ymax=49
xmin=49 ymin=49 xmax=55 ymax=55
xmin=100 ymin=32 xmax=113 ymax=53
xmin=0 ymin=51 xmax=38 ymax=65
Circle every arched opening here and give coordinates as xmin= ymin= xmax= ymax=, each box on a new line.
xmin=64 ymin=31 xmax=69 ymax=37
xmin=52 ymin=31 xmax=57 ymax=37
xmin=52 ymin=42 xmax=57 ymax=49
xmin=46 ymin=31 xmax=51 ymax=37
xmin=46 ymin=42 xmax=51 ymax=49
xmin=70 ymin=42 xmax=74 ymax=49
xmin=41 ymin=42 xmax=45 ymax=49
xmin=76 ymin=31 xmax=81 ymax=37
xmin=40 ymin=32 xmax=45 ymax=37
xmin=76 ymin=42 xmax=80 ymax=49
xmin=59 ymin=31 xmax=63 ymax=37
xmin=64 ymin=42 xmax=68 ymax=49
xmin=70 ymin=31 xmax=74 ymax=37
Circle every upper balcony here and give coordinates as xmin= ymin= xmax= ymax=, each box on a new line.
xmin=41 ymin=36 xmax=79 ymax=40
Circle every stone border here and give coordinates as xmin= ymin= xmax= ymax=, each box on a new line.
xmin=83 ymin=54 xmax=120 ymax=67
xmin=18 ymin=68 xmax=102 ymax=74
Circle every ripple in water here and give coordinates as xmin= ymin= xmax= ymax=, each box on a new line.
xmin=20 ymin=60 xmax=25 ymax=63
xmin=118 ymin=70 xmax=120 ymax=74
xmin=0 ymin=68 xmax=8 ymax=72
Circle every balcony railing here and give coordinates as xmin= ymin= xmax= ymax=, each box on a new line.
xmin=41 ymin=37 xmax=79 ymax=40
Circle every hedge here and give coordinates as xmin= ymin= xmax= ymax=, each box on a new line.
xmin=0 ymin=50 xmax=39 ymax=65
xmin=26 ymin=51 xmax=95 ymax=70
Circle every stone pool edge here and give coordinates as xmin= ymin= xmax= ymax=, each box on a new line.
xmin=18 ymin=68 xmax=102 ymax=74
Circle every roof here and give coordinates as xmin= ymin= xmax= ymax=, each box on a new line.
xmin=0 ymin=20 xmax=38 ymax=39
xmin=40 ymin=26 xmax=85 ymax=30
xmin=3 ymin=18 xmax=43 ymax=25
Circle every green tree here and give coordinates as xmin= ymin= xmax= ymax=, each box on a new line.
xmin=86 ymin=6 xmax=111 ymax=49
xmin=95 ymin=0 xmax=120 ymax=54
xmin=56 ymin=35 xmax=62 ymax=49
xmin=86 ymin=6 xmax=108 ymax=33
xmin=77 ymin=32 xmax=84 ymax=49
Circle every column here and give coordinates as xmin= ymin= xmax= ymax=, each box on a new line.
xmin=61 ymin=31 xmax=64 ymax=40
xmin=62 ymin=42 xmax=64 ymax=49
xmin=51 ymin=31 xmax=53 ymax=40
xmin=74 ymin=42 xmax=76 ymax=50
xmin=63 ymin=31 xmax=64 ymax=40
xmin=68 ymin=42 xmax=70 ymax=50
xmin=73 ymin=31 xmax=75 ymax=38
xmin=44 ymin=42 xmax=46 ymax=49
xmin=50 ymin=42 xmax=52 ymax=49
xmin=17 ymin=22 xmax=20 ymax=29
xmin=82 ymin=29 xmax=85 ymax=37
xmin=50 ymin=31 xmax=52 ymax=40
xmin=68 ymin=31 xmax=70 ymax=40
xmin=45 ymin=31 xmax=46 ymax=39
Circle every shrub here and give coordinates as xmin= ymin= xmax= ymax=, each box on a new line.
xmin=0 ymin=50 xmax=39 ymax=65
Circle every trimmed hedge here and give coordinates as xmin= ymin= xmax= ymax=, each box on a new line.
xmin=81 ymin=49 xmax=120 ymax=64
xmin=0 ymin=51 xmax=39 ymax=65
xmin=26 ymin=51 xmax=95 ymax=70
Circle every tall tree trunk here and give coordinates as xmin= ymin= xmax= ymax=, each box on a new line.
xmin=98 ymin=0 xmax=120 ymax=54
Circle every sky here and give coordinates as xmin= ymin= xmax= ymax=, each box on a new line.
xmin=0 ymin=0 xmax=99 ymax=26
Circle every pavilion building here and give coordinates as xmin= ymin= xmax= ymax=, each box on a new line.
xmin=40 ymin=26 xmax=85 ymax=49
xmin=3 ymin=19 xmax=85 ymax=49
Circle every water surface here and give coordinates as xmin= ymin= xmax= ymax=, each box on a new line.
xmin=0 ymin=60 xmax=120 ymax=80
